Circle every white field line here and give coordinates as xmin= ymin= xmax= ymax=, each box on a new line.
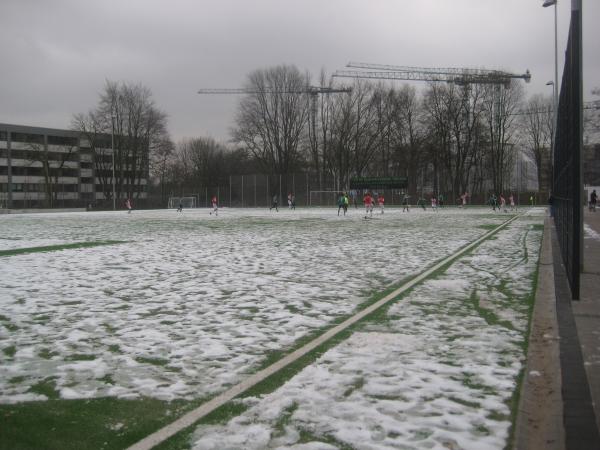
xmin=127 ymin=214 xmax=521 ymax=450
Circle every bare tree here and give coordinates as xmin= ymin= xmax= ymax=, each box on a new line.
xmin=313 ymin=70 xmax=336 ymax=183
xmin=519 ymin=94 xmax=553 ymax=190
xmin=423 ymin=82 xmax=485 ymax=202
xmin=323 ymin=80 xmax=381 ymax=189
xmin=481 ymin=81 xmax=523 ymax=194
xmin=370 ymin=85 xmax=396 ymax=177
xmin=100 ymin=81 xmax=169 ymax=201
xmin=25 ymin=139 xmax=77 ymax=208
xmin=149 ymin=137 xmax=175 ymax=204
xmin=73 ymin=80 xmax=170 ymax=205
xmin=232 ymin=65 xmax=310 ymax=191
xmin=71 ymin=110 xmax=114 ymax=202
xmin=389 ymin=84 xmax=424 ymax=198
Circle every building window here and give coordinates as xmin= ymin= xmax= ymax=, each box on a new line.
xmin=11 ymin=133 xmax=44 ymax=144
xmin=47 ymin=135 xmax=77 ymax=146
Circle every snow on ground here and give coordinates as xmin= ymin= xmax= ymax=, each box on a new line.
xmin=189 ymin=210 xmax=545 ymax=450
xmin=0 ymin=207 xmax=537 ymax=409
xmin=584 ymin=223 xmax=600 ymax=241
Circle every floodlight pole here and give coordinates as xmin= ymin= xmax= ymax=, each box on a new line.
xmin=111 ymin=113 xmax=116 ymax=211
xmin=543 ymin=0 xmax=559 ymax=167
xmin=553 ymin=2 xmax=558 ymax=117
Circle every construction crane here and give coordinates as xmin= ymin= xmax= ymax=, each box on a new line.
xmin=197 ymin=85 xmax=352 ymax=155
xmin=333 ymin=62 xmax=531 ymax=88
xmin=197 ymin=86 xmax=351 ymax=96
xmin=196 ymin=86 xmax=352 ymax=128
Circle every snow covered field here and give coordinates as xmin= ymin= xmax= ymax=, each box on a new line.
xmin=190 ymin=210 xmax=545 ymax=450
xmin=0 ymin=207 xmax=544 ymax=449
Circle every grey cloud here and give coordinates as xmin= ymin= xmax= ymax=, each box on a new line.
xmin=1 ymin=0 xmax=598 ymax=142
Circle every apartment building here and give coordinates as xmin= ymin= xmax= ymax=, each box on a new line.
xmin=0 ymin=123 xmax=147 ymax=209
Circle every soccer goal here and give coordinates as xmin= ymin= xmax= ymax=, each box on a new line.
xmin=309 ymin=190 xmax=342 ymax=206
xmin=168 ymin=196 xmax=197 ymax=209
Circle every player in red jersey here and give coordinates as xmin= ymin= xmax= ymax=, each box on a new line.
xmin=210 ymin=195 xmax=218 ymax=216
xmin=377 ymin=194 xmax=385 ymax=214
xmin=363 ymin=192 xmax=374 ymax=217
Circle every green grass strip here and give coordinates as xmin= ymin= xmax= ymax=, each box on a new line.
xmin=0 ymin=240 xmax=127 ymax=257
xmin=0 ymin=397 xmax=205 ymax=450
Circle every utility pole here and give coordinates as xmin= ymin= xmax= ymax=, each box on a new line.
xmin=111 ymin=113 xmax=116 ymax=211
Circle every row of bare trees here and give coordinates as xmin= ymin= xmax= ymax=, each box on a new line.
xmin=211 ymin=64 xmax=552 ymax=202
xmin=65 ymin=70 xmax=559 ymax=207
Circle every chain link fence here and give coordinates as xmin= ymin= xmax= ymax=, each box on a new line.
xmin=552 ymin=3 xmax=583 ymax=299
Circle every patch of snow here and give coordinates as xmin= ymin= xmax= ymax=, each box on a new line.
xmin=584 ymin=224 xmax=600 ymax=241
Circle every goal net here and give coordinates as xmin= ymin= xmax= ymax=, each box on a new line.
xmin=168 ymin=196 xmax=197 ymax=209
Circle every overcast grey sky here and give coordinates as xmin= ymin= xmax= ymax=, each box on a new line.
xmin=1 ymin=0 xmax=598 ymax=143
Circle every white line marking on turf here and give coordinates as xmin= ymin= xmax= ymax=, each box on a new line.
xmin=127 ymin=214 xmax=521 ymax=450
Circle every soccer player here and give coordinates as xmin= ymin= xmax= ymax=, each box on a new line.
xmin=210 ymin=195 xmax=218 ymax=216
xmin=402 ymin=193 xmax=410 ymax=212
xmin=177 ymin=201 xmax=183 ymax=212
xmin=270 ymin=194 xmax=279 ymax=212
xmin=489 ymin=194 xmax=498 ymax=211
xmin=431 ymin=196 xmax=438 ymax=211
xmin=500 ymin=194 xmax=507 ymax=213
xmin=378 ymin=193 xmax=385 ymax=214
xmin=509 ymin=194 xmax=515 ymax=211
xmin=337 ymin=192 xmax=345 ymax=216
xmin=125 ymin=198 xmax=132 ymax=214
xmin=343 ymin=192 xmax=349 ymax=215
xmin=363 ymin=192 xmax=374 ymax=217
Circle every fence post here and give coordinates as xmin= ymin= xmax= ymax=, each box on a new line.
xmin=306 ymin=172 xmax=309 ymax=207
